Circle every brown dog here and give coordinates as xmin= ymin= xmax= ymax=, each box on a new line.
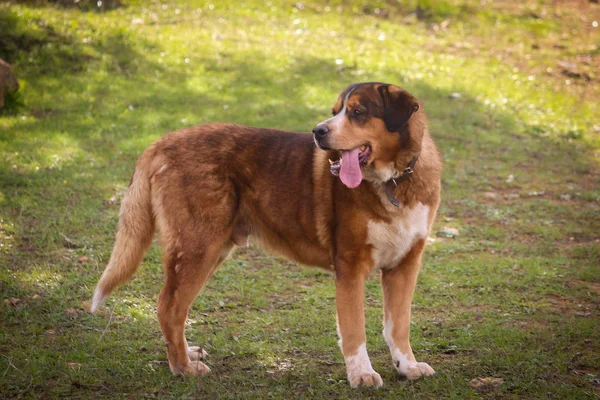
xmin=91 ymin=82 xmax=442 ymax=388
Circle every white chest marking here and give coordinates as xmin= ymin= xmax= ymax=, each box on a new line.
xmin=367 ymin=202 xmax=430 ymax=269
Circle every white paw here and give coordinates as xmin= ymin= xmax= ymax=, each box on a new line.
xmin=188 ymin=346 xmax=208 ymax=361
xmin=400 ymin=361 xmax=435 ymax=380
xmin=348 ymin=371 xmax=383 ymax=388
xmin=344 ymin=343 xmax=383 ymax=388
xmin=181 ymin=360 xmax=210 ymax=377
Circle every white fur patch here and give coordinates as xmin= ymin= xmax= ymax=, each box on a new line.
xmin=316 ymin=87 xmax=355 ymax=132
xmin=344 ymin=343 xmax=377 ymax=381
xmin=337 ymin=318 xmax=382 ymax=387
xmin=90 ymin=287 xmax=106 ymax=313
xmin=319 ymin=99 xmax=347 ymax=131
xmin=383 ymin=313 xmax=435 ymax=379
xmin=367 ymin=202 xmax=430 ymax=269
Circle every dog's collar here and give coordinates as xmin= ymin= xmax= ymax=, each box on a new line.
xmin=384 ymin=155 xmax=419 ymax=207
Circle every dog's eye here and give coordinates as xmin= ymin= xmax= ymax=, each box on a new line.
xmin=353 ymin=109 xmax=363 ymax=116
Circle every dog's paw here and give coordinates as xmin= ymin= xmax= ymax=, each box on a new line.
xmin=180 ymin=360 xmax=211 ymax=377
xmin=188 ymin=346 xmax=208 ymax=361
xmin=396 ymin=360 xmax=435 ymax=380
xmin=348 ymin=371 xmax=383 ymax=388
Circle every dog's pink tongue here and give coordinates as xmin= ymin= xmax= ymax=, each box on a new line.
xmin=340 ymin=148 xmax=362 ymax=189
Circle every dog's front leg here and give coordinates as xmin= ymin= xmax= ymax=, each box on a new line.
xmin=381 ymin=239 xmax=435 ymax=380
xmin=335 ymin=264 xmax=383 ymax=388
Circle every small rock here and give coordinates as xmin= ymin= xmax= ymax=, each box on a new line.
xmin=505 ymin=174 xmax=514 ymax=183
xmin=78 ymin=256 xmax=89 ymax=263
xmin=436 ymin=227 xmax=459 ymax=238
xmin=528 ymin=190 xmax=545 ymax=197
xmin=557 ymin=61 xmax=577 ymax=70
xmin=559 ymin=194 xmax=572 ymax=201
xmin=575 ymin=311 xmax=591 ymax=317
xmin=482 ymin=191 xmax=498 ymax=200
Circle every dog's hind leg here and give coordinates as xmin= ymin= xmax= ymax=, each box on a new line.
xmin=158 ymin=236 xmax=234 ymax=377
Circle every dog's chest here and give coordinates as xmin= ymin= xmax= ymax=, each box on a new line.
xmin=366 ymin=202 xmax=430 ymax=269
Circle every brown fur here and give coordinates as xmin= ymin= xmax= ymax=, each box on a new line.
xmin=92 ymin=82 xmax=442 ymax=388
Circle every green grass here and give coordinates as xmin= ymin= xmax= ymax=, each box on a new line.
xmin=1 ymin=0 xmax=599 ymax=398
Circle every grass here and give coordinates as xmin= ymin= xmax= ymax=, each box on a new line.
xmin=1 ymin=0 xmax=599 ymax=398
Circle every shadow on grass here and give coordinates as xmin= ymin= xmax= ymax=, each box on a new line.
xmin=8 ymin=0 xmax=123 ymax=12
xmin=0 ymin=8 xmax=91 ymax=68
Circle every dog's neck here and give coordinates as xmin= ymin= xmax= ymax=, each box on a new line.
xmin=383 ymin=155 xmax=419 ymax=207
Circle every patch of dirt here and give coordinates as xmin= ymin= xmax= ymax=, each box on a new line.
xmin=546 ymin=294 xmax=596 ymax=317
xmin=560 ymin=234 xmax=600 ymax=247
xmin=570 ymin=279 xmax=600 ymax=295
xmin=469 ymin=377 xmax=503 ymax=393
xmin=17 ymin=237 xmax=36 ymax=253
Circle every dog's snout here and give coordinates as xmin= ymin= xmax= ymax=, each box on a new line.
xmin=312 ymin=125 xmax=329 ymax=138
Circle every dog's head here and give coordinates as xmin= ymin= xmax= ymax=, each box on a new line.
xmin=313 ymin=82 xmax=423 ymax=188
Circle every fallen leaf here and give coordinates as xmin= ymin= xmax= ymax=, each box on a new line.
xmin=469 ymin=377 xmax=503 ymax=392
xmin=67 ymin=362 xmax=81 ymax=370
xmin=78 ymin=256 xmax=89 ymax=263
xmin=4 ymin=297 xmax=21 ymax=307
xmin=61 ymin=233 xmax=80 ymax=249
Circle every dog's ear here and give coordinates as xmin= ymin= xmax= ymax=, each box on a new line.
xmin=378 ymin=84 xmax=420 ymax=133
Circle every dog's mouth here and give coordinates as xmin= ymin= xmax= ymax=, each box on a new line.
xmin=329 ymin=145 xmax=372 ymax=189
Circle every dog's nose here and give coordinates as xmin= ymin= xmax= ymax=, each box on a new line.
xmin=312 ymin=125 xmax=329 ymax=138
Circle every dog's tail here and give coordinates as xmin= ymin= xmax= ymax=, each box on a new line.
xmin=91 ymin=154 xmax=155 ymax=313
